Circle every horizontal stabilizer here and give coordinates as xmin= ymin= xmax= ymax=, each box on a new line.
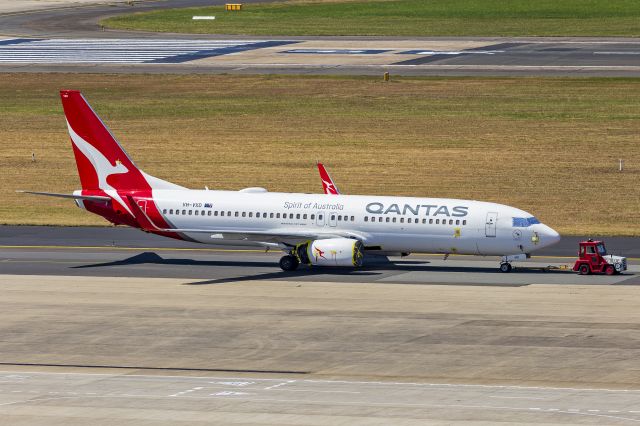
xmin=16 ymin=190 xmax=111 ymax=202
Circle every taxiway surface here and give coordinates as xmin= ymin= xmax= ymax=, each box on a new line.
xmin=1 ymin=226 xmax=638 ymax=285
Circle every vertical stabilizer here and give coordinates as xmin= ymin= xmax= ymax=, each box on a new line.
xmin=60 ymin=90 xmax=150 ymax=192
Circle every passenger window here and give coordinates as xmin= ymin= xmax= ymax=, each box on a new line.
xmin=303 ymin=214 xmax=307 ymax=219
xmin=208 ymin=211 xmax=211 ymax=216
xmin=422 ymin=218 xmax=426 ymax=224
xmin=162 ymin=209 xmax=166 ymax=214
xmin=270 ymin=213 xmax=274 ymax=218
xmin=181 ymin=210 xmax=185 ymax=215
xmin=338 ymin=215 xmax=342 ymax=221
xmin=296 ymin=214 xmax=301 ymax=219
xmin=331 ymin=215 xmax=336 ymax=221
xmin=436 ymin=219 xmax=439 ymax=224
xmin=175 ymin=210 xmax=179 ymax=215
xmin=455 ymin=219 xmax=460 ymax=225
xmin=449 ymin=219 xmax=453 ymax=225
xmin=400 ymin=218 xmax=404 ymax=223
xmin=249 ymin=212 xmax=253 ymax=217
xmin=256 ymin=213 xmax=260 ymax=218
xmin=276 ymin=213 xmax=281 ymax=218
xmin=195 ymin=210 xmax=199 ymax=216
xmin=311 ymin=214 xmax=315 ymax=220
xmin=235 ymin=212 xmax=239 ymax=217
xmin=364 ymin=217 xmax=369 ymax=222
xmin=169 ymin=209 xmax=173 ymax=214
xmin=214 ymin=211 xmax=218 ymax=216
xmin=319 ymin=214 xmax=323 ymax=220
xmin=443 ymin=220 xmax=447 ymax=225
xmin=242 ymin=212 xmax=246 ymax=217
xmin=227 ymin=211 xmax=231 ymax=216
xmin=188 ymin=210 xmax=192 ymax=215
xmin=393 ymin=217 xmax=397 ymax=223
xmin=378 ymin=217 xmax=383 ymax=222
xmin=350 ymin=216 xmax=354 ymax=221
xmin=463 ymin=220 xmax=467 ymax=225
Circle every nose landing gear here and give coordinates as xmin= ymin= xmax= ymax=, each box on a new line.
xmin=499 ymin=253 xmax=529 ymax=273
xmin=499 ymin=262 xmax=512 ymax=273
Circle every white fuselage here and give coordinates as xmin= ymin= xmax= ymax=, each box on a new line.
xmin=152 ymin=190 xmax=560 ymax=256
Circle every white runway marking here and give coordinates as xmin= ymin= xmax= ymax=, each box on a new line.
xmin=0 ymin=38 xmax=294 ymax=64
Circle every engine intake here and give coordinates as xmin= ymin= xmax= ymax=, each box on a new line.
xmin=296 ymin=238 xmax=364 ymax=267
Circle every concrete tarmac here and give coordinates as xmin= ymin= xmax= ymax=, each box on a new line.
xmin=2 ymin=274 xmax=640 ymax=424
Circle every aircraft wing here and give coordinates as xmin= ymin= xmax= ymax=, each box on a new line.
xmin=17 ymin=190 xmax=111 ymax=202
xmin=126 ymin=195 xmax=366 ymax=245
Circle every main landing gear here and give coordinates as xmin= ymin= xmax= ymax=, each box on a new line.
xmin=279 ymin=254 xmax=299 ymax=271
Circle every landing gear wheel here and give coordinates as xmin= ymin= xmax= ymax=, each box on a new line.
xmin=279 ymin=255 xmax=299 ymax=271
xmin=578 ymin=264 xmax=591 ymax=275
xmin=499 ymin=263 xmax=512 ymax=273
xmin=604 ymin=265 xmax=615 ymax=276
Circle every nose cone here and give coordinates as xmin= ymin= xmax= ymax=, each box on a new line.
xmin=539 ymin=224 xmax=561 ymax=247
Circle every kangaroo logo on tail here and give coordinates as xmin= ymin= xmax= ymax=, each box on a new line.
xmin=67 ymin=121 xmax=133 ymax=215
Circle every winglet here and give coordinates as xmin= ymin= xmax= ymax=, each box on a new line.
xmin=317 ymin=162 xmax=340 ymax=195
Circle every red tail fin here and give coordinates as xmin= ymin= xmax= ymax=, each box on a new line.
xmin=60 ymin=90 xmax=150 ymax=192
xmin=317 ymin=161 xmax=340 ymax=195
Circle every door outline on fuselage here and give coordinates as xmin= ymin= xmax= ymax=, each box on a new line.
xmin=485 ymin=211 xmax=498 ymax=237
xmin=328 ymin=212 xmax=337 ymax=227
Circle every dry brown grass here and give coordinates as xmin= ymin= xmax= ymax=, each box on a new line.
xmin=0 ymin=74 xmax=638 ymax=235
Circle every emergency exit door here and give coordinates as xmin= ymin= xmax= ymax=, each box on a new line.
xmin=485 ymin=212 xmax=497 ymax=237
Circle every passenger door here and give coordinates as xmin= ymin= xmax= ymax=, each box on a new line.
xmin=485 ymin=212 xmax=497 ymax=237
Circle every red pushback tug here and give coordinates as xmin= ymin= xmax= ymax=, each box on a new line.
xmin=573 ymin=239 xmax=627 ymax=275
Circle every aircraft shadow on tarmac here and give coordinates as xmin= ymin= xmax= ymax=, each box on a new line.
xmin=68 ymin=251 xmax=574 ymax=286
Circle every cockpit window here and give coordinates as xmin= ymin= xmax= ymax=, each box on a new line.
xmin=596 ymin=243 xmax=607 ymax=255
xmin=512 ymin=217 xmax=541 ymax=227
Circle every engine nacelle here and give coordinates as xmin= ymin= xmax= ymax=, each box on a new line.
xmin=296 ymin=238 xmax=364 ymax=267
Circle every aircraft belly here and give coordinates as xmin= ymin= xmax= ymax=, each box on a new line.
xmin=369 ymin=232 xmax=479 ymax=255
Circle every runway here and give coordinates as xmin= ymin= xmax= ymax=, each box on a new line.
xmin=0 ymin=0 xmax=638 ymax=76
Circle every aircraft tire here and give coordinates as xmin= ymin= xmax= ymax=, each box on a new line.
xmin=279 ymin=255 xmax=299 ymax=271
xmin=499 ymin=263 xmax=512 ymax=273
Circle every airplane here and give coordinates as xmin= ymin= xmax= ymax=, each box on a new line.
xmin=317 ymin=161 xmax=340 ymax=195
xmin=19 ymin=90 xmax=560 ymax=273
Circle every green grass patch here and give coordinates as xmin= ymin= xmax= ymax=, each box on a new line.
xmin=102 ymin=0 xmax=640 ymax=37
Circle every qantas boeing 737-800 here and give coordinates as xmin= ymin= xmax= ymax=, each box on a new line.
xmin=19 ymin=90 xmax=560 ymax=272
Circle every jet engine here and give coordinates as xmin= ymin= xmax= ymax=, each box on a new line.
xmin=295 ymin=238 xmax=364 ymax=267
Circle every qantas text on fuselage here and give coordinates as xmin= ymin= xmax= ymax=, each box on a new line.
xmin=19 ymin=90 xmax=560 ymax=272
